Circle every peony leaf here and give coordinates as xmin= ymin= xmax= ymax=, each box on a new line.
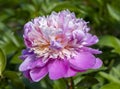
xmin=3 ymin=70 xmax=25 ymax=89
xmin=99 ymin=72 xmax=120 ymax=84
xmin=76 ymin=76 xmax=99 ymax=88
xmin=98 ymin=35 xmax=120 ymax=54
xmin=107 ymin=4 xmax=120 ymax=21
xmin=0 ymin=48 xmax=6 ymax=76
xmin=100 ymin=83 xmax=120 ymax=89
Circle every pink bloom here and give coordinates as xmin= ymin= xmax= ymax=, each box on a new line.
xmin=19 ymin=10 xmax=102 ymax=82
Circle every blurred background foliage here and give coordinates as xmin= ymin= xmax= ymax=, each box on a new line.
xmin=0 ymin=0 xmax=120 ymax=89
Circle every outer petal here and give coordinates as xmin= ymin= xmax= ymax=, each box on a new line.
xmin=83 ymin=33 xmax=98 ymax=46
xmin=24 ymin=22 xmax=32 ymax=36
xmin=30 ymin=58 xmax=46 ymax=68
xmin=92 ymin=58 xmax=102 ymax=69
xmin=24 ymin=37 xmax=32 ymax=47
xmin=19 ymin=55 xmax=45 ymax=71
xmin=64 ymin=67 xmax=77 ymax=78
xmin=20 ymin=49 xmax=34 ymax=60
xmin=23 ymin=70 xmax=32 ymax=81
xmin=81 ymin=47 xmax=102 ymax=54
xmin=69 ymin=52 xmax=96 ymax=70
xmin=48 ymin=59 xmax=69 ymax=80
xmin=30 ymin=67 xmax=48 ymax=82
xmin=19 ymin=55 xmax=35 ymax=71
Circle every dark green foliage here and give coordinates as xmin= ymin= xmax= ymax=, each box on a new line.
xmin=0 ymin=0 xmax=120 ymax=89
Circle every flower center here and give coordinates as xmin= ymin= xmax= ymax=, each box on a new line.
xmin=31 ymin=37 xmax=77 ymax=60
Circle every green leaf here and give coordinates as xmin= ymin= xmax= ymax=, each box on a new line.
xmin=10 ymin=51 xmax=22 ymax=64
xmin=100 ymin=83 xmax=120 ymax=89
xmin=76 ymin=76 xmax=99 ymax=89
xmin=4 ymin=71 xmax=25 ymax=89
xmin=0 ymin=48 xmax=6 ymax=76
xmin=0 ymin=31 xmax=20 ymax=55
xmin=51 ymin=1 xmax=81 ymax=13
xmin=98 ymin=35 xmax=120 ymax=54
xmin=107 ymin=4 xmax=120 ymax=21
xmin=53 ymin=79 xmax=66 ymax=89
xmin=5 ymin=31 xmax=20 ymax=47
xmin=99 ymin=72 xmax=120 ymax=84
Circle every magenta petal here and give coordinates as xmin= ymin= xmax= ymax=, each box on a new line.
xmin=19 ymin=55 xmax=34 ymax=71
xmin=30 ymin=67 xmax=48 ymax=82
xmin=19 ymin=56 xmax=46 ymax=71
xmin=69 ymin=52 xmax=96 ymax=70
xmin=23 ymin=70 xmax=32 ymax=81
xmin=30 ymin=58 xmax=46 ymax=68
xmin=84 ymin=33 xmax=98 ymax=46
xmin=48 ymin=60 xmax=69 ymax=80
xmin=64 ymin=68 xmax=76 ymax=78
xmin=24 ymin=37 xmax=32 ymax=47
xmin=92 ymin=58 xmax=102 ymax=69
xmin=81 ymin=47 xmax=102 ymax=54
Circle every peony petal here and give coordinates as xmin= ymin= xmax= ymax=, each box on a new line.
xmin=83 ymin=33 xmax=98 ymax=46
xmin=64 ymin=67 xmax=77 ymax=78
xmin=24 ymin=37 xmax=32 ymax=47
xmin=30 ymin=58 xmax=46 ymax=68
xmin=30 ymin=67 xmax=48 ymax=82
xmin=72 ymin=30 xmax=85 ymax=43
xmin=81 ymin=47 xmax=102 ymax=54
xmin=20 ymin=49 xmax=34 ymax=60
xmin=24 ymin=22 xmax=32 ymax=35
xmin=69 ymin=52 xmax=96 ymax=70
xmin=19 ymin=55 xmax=45 ymax=71
xmin=48 ymin=59 xmax=69 ymax=80
xmin=23 ymin=70 xmax=32 ymax=81
xmin=19 ymin=55 xmax=35 ymax=71
xmin=92 ymin=58 xmax=102 ymax=69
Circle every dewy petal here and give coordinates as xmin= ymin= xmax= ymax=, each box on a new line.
xmin=92 ymin=58 xmax=102 ymax=69
xmin=69 ymin=52 xmax=96 ymax=70
xmin=64 ymin=67 xmax=77 ymax=78
xmin=30 ymin=67 xmax=48 ymax=82
xmin=48 ymin=59 xmax=69 ymax=80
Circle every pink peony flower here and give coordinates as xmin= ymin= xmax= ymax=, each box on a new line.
xmin=19 ymin=10 xmax=102 ymax=82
